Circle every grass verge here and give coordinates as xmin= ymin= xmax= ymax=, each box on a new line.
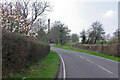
xmin=8 ymin=50 xmax=59 ymax=79
xmin=67 ymin=42 xmax=79 ymax=45
xmin=53 ymin=44 xmax=120 ymax=62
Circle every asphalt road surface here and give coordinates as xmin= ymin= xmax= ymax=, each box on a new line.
xmin=50 ymin=45 xmax=119 ymax=79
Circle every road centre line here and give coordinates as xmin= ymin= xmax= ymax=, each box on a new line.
xmin=79 ymin=55 xmax=116 ymax=76
xmin=79 ymin=56 xmax=85 ymax=59
xmin=97 ymin=65 xmax=113 ymax=74
xmin=86 ymin=59 xmax=95 ymax=63
xmin=81 ymin=52 xmax=118 ymax=63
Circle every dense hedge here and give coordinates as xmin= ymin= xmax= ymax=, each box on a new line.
xmin=73 ymin=44 xmax=118 ymax=56
xmin=2 ymin=29 xmax=50 ymax=78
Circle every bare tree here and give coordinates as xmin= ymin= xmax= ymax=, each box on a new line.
xmin=86 ymin=21 xmax=105 ymax=44
xmin=16 ymin=0 xmax=51 ymax=25
xmin=31 ymin=1 xmax=51 ymax=24
xmin=71 ymin=33 xmax=79 ymax=42
xmin=48 ymin=21 xmax=71 ymax=45
xmin=15 ymin=0 xmax=30 ymax=19
xmin=113 ymin=29 xmax=120 ymax=37
xmin=32 ymin=18 xmax=47 ymax=33
xmin=109 ymin=29 xmax=120 ymax=44
xmin=37 ymin=28 xmax=46 ymax=41
xmin=103 ymin=34 xmax=110 ymax=42
xmin=80 ymin=29 xmax=87 ymax=44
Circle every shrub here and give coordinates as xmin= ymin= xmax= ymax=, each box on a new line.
xmin=75 ymin=44 xmax=118 ymax=56
xmin=2 ymin=29 xmax=50 ymax=78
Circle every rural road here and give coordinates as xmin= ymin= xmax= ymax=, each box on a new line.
xmin=50 ymin=45 xmax=119 ymax=79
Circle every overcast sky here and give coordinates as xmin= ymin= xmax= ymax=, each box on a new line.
xmin=47 ymin=0 xmax=119 ymax=36
xmin=0 ymin=0 xmax=119 ymax=36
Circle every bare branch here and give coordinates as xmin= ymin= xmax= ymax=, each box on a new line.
xmin=30 ymin=1 xmax=51 ymax=24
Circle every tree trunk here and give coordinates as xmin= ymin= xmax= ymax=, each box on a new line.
xmin=94 ymin=37 xmax=97 ymax=44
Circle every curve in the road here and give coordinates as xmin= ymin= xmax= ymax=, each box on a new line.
xmin=50 ymin=45 xmax=119 ymax=78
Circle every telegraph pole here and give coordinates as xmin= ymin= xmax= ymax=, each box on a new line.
xmin=48 ymin=19 xmax=50 ymax=33
xmin=47 ymin=19 xmax=51 ymax=43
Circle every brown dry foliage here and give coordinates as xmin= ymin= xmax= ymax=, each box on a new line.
xmin=74 ymin=44 xmax=118 ymax=56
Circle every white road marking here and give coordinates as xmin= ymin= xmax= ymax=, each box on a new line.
xmin=82 ymin=57 xmax=116 ymax=77
xmin=85 ymin=58 xmax=118 ymax=77
xmin=85 ymin=58 xmax=114 ymax=75
xmin=53 ymin=46 xmax=118 ymax=78
xmin=86 ymin=59 xmax=95 ymax=63
xmin=80 ymin=56 xmax=85 ymax=59
xmin=97 ymin=65 xmax=113 ymax=74
xmin=58 ymin=54 xmax=66 ymax=79
xmin=82 ymin=53 xmax=119 ymax=63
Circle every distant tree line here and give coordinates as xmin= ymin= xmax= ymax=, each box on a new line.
xmin=71 ymin=34 xmax=79 ymax=42
xmin=80 ymin=21 xmax=105 ymax=44
xmin=80 ymin=21 xmax=119 ymax=44
xmin=47 ymin=21 xmax=71 ymax=45
xmin=2 ymin=0 xmax=118 ymax=45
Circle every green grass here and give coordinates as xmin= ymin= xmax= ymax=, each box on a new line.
xmin=53 ymin=44 xmax=120 ymax=62
xmin=67 ymin=42 xmax=79 ymax=45
xmin=8 ymin=50 xmax=59 ymax=79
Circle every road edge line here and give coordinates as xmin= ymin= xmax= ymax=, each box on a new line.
xmin=58 ymin=53 xmax=66 ymax=79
